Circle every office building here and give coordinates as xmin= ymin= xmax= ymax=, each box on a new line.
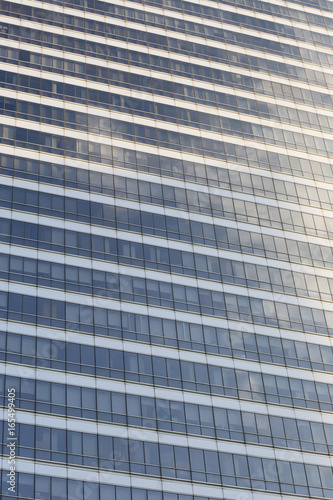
xmin=1 ymin=0 xmax=333 ymax=498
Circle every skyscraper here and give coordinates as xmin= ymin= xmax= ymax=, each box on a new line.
xmin=1 ymin=0 xmax=333 ymax=498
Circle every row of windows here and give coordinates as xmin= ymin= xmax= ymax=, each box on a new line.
xmin=2 ymin=421 xmax=333 ymax=496
xmin=3 ymin=268 xmax=333 ymax=370
xmin=212 ymin=0 xmax=332 ymax=18
xmin=0 ymin=100 xmax=331 ymax=190
xmin=4 ymin=159 xmax=333 ymax=246
xmin=287 ymin=0 xmax=332 ymax=13
xmin=4 ymin=219 xmax=333 ymax=303
xmin=4 ymin=0 xmax=333 ymax=56
xmin=2 ymin=327 xmax=333 ymax=411
xmin=32 ymin=0 xmax=333 ymax=32
xmin=1 ymin=293 xmax=331 ymax=369
xmin=2 ymin=150 xmax=333 ymax=217
xmin=4 ymin=183 xmax=333 ymax=265
xmin=5 ymin=122 xmax=333 ymax=190
xmin=1 ymin=470 xmax=210 ymax=500
xmin=5 ymin=80 xmax=333 ymax=163
xmin=4 ymin=70 xmax=333 ymax=139
xmin=2 ymin=20 xmax=333 ymax=89
xmin=182 ymin=0 xmax=329 ymax=15
xmin=4 ymin=0 xmax=331 ymax=54
xmin=124 ymin=0 xmax=333 ymax=30
xmin=3 ymin=212 xmax=333 ymax=283
xmin=1 ymin=150 xmax=333 ymax=217
xmin=0 ymin=149 xmax=322 ymax=241
xmin=3 ymin=205 xmax=333 ymax=329
xmin=4 ymin=237 xmax=333 ymax=331
xmin=3 ymin=371 xmax=332 ymax=454
xmin=151 ymin=0 xmax=333 ymax=38
xmin=4 ymin=278 xmax=333 ymax=370
xmin=4 ymin=216 xmax=333 ymax=290
xmin=3 ymin=44 xmax=333 ymax=115
xmin=4 ymin=93 xmax=333 ymax=159
xmin=1 ymin=186 xmax=330 ymax=333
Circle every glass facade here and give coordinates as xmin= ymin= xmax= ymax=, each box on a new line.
xmin=1 ymin=0 xmax=333 ymax=498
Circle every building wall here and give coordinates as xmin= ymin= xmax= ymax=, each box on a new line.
xmin=1 ymin=0 xmax=333 ymax=498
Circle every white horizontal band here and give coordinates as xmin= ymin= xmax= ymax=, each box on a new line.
xmin=2 ymin=160 xmax=333 ymax=227
xmin=3 ymin=206 xmax=333 ymax=263
xmin=2 ymin=299 xmax=332 ymax=348
xmin=5 ymin=0 xmax=333 ymax=47
xmin=1 ymin=232 xmax=333 ymax=316
xmin=2 ymin=249 xmax=333 ymax=317
xmin=1 ymin=409 xmax=331 ymax=466
xmin=1 ymin=361 xmax=332 ymax=424
xmin=1 ymin=35 xmax=333 ymax=97
xmin=0 ymin=138 xmax=332 ymax=197
xmin=1 ymin=299 xmax=332 ymax=383
xmin=3 ymin=229 xmax=333 ymax=283
xmin=0 ymin=456 xmax=309 ymax=500
xmin=2 ymin=57 xmax=333 ymax=124
xmin=3 ymin=107 xmax=333 ymax=168
xmin=2 ymin=86 xmax=333 ymax=162
xmin=2 ymin=4 xmax=333 ymax=67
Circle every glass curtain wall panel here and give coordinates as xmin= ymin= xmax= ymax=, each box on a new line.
xmin=1 ymin=0 xmax=333 ymax=499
